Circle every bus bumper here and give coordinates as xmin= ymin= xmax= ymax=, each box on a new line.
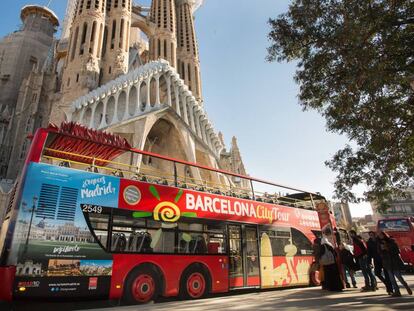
xmin=0 ymin=266 xmax=16 ymax=301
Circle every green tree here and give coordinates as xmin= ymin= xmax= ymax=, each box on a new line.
xmin=267 ymin=0 xmax=414 ymax=206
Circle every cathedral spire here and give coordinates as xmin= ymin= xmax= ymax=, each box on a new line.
xmin=149 ymin=0 xmax=177 ymax=67
xmin=100 ymin=0 xmax=132 ymax=83
xmin=176 ymin=0 xmax=202 ymax=103
xmin=59 ymin=0 xmax=107 ymax=109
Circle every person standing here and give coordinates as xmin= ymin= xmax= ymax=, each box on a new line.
xmin=378 ymin=231 xmax=413 ymax=297
xmin=312 ymin=238 xmax=325 ymax=289
xmin=350 ymin=230 xmax=376 ymax=291
xmin=339 ymin=243 xmax=357 ymax=288
xmin=367 ymin=231 xmax=393 ymax=294
xmin=319 ymin=238 xmax=344 ymax=291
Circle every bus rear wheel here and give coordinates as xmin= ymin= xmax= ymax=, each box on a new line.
xmin=124 ymin=267 xmax=159 ymax=304
xmin=180 ymin=266 xmax=209 ymax=299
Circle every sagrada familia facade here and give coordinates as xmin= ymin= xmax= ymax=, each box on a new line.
xmin=0 ymin=1 xmax=247 ymax=209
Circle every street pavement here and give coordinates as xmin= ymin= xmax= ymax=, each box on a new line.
xmin=2 ymin=274 xmax=414 ymax=311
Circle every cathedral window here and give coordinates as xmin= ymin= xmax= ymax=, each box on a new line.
xmin=71 ymin=27 xmax=79 ymax=61
xmin=171 ymin=42 xmax=175 ymax=66
xmin=90 ymin=22 xmax=97 ymax=54
xmin=119 ymin=19 xmax=124 ymax=49
xmin=95 ymin=0 xmax=100 ymax=10
xmin=157 ymin=0 xmax=162 ymax=27
xmin=79 ymin=0 xmax=85 ymax=14
xmin=170 ymin=2 xmax=174 ymax=32
xmin=114 ymin=0 xmax=119 ymax=8
xmin=109 ymin=66 xmax=112 ymax=74
xmin=76 ymin=74 xmax=80 ymax=83
xmin=164 ymin=39 xmax=167 ymax=58
xmin=102 ymin=26 xmax=108 ymax=57
xmin=67 ymin=78 xmax=71 ymax=87
xmin=122 ymin=0 xmax=126 ymax=8
xmin=111 ymin=20 xmax=116 ymax=49
xmin=181 ymin=62 xmax=185 ymax=80
xmin=87 ymin=0 xmax=91 ymax=10
xmin=163 ymin=0 xmax=167 ymax=29
xmin=158 ymin=39 xmax=161 ymax=58
xmin=80 ymin=23 xmax=88 ymax=55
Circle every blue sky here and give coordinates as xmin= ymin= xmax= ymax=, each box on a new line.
xmin=0 ymin=0 xmax=372 ymax=217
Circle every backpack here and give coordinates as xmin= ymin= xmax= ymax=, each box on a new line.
xmin=320 ymin=245 xmax=335 ymax=266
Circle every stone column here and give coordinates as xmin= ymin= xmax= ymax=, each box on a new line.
xmin=167 ymin=75 xmax=172 ymax=107
xmin=174 ymin=85 xmax=181 ymax=116
xmin=155 ymin=75 xmax=161 ymax=106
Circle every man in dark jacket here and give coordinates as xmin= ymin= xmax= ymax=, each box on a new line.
xmin=367 ymin=231 xmax=393 ymax=294
xmin=350 ymin=230 xmax=376 ymax=291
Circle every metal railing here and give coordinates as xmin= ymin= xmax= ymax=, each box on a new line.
xmin=42 ymin=147 xmax=323 ymax=210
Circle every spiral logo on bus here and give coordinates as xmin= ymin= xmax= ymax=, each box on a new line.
xmin=148 ymin=185 xmax=197 ymax=222
xmin=153 ymin=201 xmax=181 ymax=222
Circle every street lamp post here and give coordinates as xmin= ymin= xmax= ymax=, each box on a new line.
xmin=22 ymin=196 xmax=38 ymax=260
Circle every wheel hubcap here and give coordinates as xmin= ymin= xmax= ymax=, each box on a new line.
xmin=187 ymin=272 xmax=206 ymax=298
xmin=132 ymin=274 xmax=155 ymax=302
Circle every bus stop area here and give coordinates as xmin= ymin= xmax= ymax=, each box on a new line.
xmin=1 ymin=274 xmax=413 ymax=311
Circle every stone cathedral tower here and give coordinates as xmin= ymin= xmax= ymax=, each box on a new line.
xmin=149 ymin=0 xmax=177 ymax=67
xmin=176 ymin=0 xmax=202 ymax=102
xmin=61 ymin=0 xmax=106 ymax=104
xmin=53 ymin=0 xmax=132 ymax=122
xmin=100 ymin=0 xmax=131 ymax=84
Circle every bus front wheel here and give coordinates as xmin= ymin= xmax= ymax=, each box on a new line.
xmin=124 ymin=266 xmax=160 ymax=304
xmin=179 ymin=265 xmax=210 ymax=300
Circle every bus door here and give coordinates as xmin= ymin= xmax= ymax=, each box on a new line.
xmin=228 ymin=225 xmax=260 ymax=288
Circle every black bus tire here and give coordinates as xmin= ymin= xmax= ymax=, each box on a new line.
xmin=179 ymin=265 xmax=210 ymax=300
xmin=123 ymin=266 xmax=160 ymax=304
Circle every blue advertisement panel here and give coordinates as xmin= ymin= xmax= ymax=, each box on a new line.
xmin=10 ymin=162 xmax=119 ymax=298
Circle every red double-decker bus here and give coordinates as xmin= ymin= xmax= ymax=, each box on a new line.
xmin=0 ymin=123 xmax=331 ymax=303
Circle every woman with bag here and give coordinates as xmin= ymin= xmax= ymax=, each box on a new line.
xmin=319 ymin=238 xmax=344 ymax=291
xmin=378 ymin=231 xmax=413 ymax=297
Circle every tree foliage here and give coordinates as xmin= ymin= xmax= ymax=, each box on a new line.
xmin=267 ymin=0 xmax=414 ymax=206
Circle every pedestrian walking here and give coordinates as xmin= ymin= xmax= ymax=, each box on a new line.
xmin=378 ymin=231 xmax=413 ymax=297
xmin=319 ymin=238 xmax=344 ymax=291
xmin=312 ymin=238 xmax=325 ymax=289
xmin=350 ymin=230 xmax=376 ymax=291
xmin=367 ymin=231 xmax=393 ymax=294
xmin=339 ymin=242 xmax=357 ymax=288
